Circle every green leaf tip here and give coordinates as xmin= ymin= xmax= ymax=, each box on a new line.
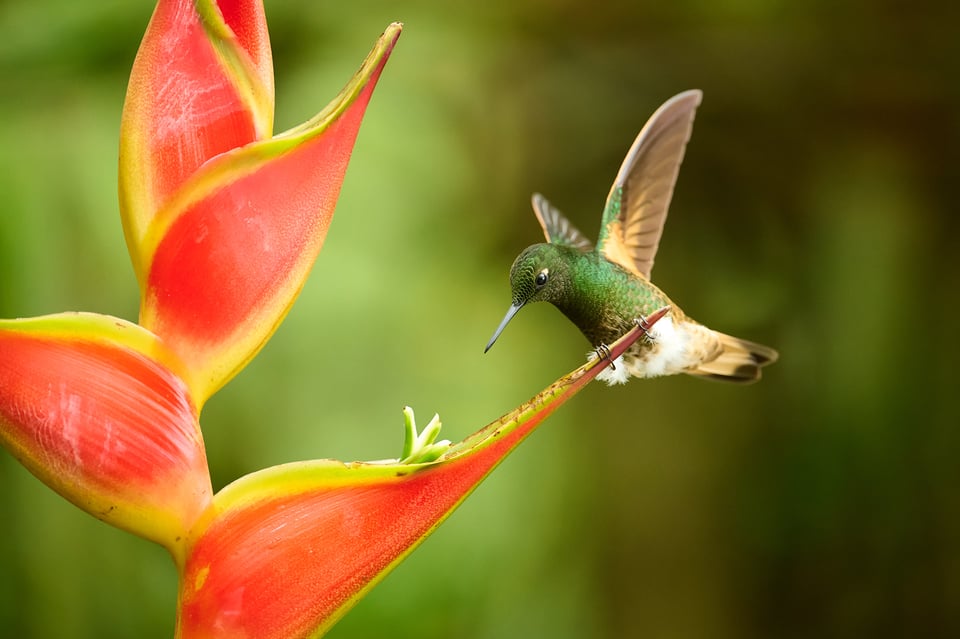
xmin=400 ymin=406 xmax=451 ymax=465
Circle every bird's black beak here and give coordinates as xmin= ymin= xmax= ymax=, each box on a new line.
xmin=484 ymin=303 xmax=523 ymax=353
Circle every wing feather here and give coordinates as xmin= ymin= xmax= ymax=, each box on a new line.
xmin=530 ymin=192 xmax=593 ymax=252
xmin=597 ymin=90 xmax=702 ymax=278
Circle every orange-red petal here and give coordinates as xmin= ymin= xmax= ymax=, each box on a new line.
xmin=139 ymin=24 xmax=402 ymax=404
xmin=0 ymin=313 xmax=211 ymax=558
xmin=175 ymin=320 xmax=654 ymax=639
xmin=120 ymin=0 xmax=274 ymax=281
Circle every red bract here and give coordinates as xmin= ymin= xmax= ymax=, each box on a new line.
xmin=122 ymin=1 xmax=400 ymax=403
xmin=175 ymin=323 xmax=655 ymax=639
xmin=138 ymin=37 xmax=395 ymax=402
xmin=119 ymin=0 xmax=274 ymax=279
xmin=0 ymin=314 xmax=210 ymax=555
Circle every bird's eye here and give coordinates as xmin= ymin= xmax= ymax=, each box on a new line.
xmin=535 ymin=269 xmax=549 ymax=287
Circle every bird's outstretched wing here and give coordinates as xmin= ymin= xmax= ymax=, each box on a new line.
xmin=530 ymin=192 xmax=593 ymax=252
xmin=596 ymin=90 xmax=702 ymax=279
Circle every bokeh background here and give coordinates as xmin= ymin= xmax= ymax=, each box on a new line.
xmin=1 ymin=0 xmax=958 ymax=637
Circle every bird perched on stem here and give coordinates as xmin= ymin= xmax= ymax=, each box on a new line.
xmin=485 ymin=90 xmax=777 ymax=384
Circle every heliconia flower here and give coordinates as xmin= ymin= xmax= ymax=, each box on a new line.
xmin=0 ymin=313 xmax=210 ymax=559
xmin=120 ymin=0 xmax=401 ymax=404
xmin=174 ymin=318 xmax=664 ymax=639
xmin=2 ymin=1 xmax=668 ymax=636
xmin=0 ymin=1 xmax=398 ymax=559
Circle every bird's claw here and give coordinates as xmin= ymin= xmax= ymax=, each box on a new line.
xmin=594 ymin=343 xmax=615 ymax=369
xmin=634 ymin=315 xmax=655 ymax=344
xmin=635 ymin=306 xmax=671 ymax=344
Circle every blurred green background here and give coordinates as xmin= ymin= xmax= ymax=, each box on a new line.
xmin=1 ymin=0 xmax=958 ymax=637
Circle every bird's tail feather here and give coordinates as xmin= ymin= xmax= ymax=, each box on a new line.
xmin=688 ymin=331 xmax=778 ymax=384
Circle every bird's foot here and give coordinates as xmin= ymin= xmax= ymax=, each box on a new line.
xmin=593 ymin=343 xmax=615 ymax=370
xmin=634 ymin=315 xmax=656 ymax=344
xmin=634 ymin=306 xmax=672 ymax=344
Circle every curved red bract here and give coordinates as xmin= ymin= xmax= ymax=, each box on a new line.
xmin=0 ymin=327 xmax=211 ymax=548
xmin=139 ymin=29 xmax=397 ymax=401
xmin=178 ymin=427 xmax=530 ymax=639
xmin=173 ymin=318 xmax=653 ymax=638
xmin=128 ymin=0 xmax=260 ymax=213
xmin=144 ymin=105 xmax=363 ymax=346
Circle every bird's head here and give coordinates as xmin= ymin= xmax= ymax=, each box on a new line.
xmin=484 ymin=243 xmax=574 ymax=353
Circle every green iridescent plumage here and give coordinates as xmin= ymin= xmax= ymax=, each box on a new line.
xmin=486 ymin=90 xmax=778 ymax=384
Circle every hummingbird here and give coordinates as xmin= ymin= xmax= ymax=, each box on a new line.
xmin=484 ymin=89 xmax=777 ymax=384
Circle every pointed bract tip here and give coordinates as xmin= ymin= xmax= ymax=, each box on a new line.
xmin=383 ymin=22 xmax=403 ymax=44
xmin=644 ymin=305 xmax=672 ymax=327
